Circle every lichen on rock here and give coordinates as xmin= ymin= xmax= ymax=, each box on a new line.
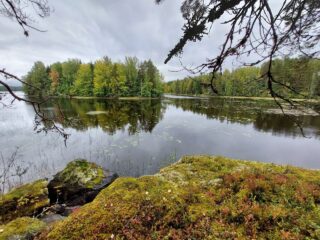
xmin=0 ymin=217 xmax=46 ymax=240
xmin=0 ymin=179 xmax=49 ymax=224
xmin=48 ymin=159 xmax=118 ymax=206
xmin=38 ymin=156 xmax=320 ymax=239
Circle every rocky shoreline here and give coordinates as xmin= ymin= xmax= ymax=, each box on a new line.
xmin=0 ymin=159 xmax=118 ymax=239
xmin=2 ymin=156 xmax=320 ymax=239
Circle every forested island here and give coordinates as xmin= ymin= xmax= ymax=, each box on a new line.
xmin=23 ymin=57 xmax=164 ymax=98
xmin=23 ymin=57 xmax=320 ymax=100
xmin=164 ymin=58 xmax=320 ymax=98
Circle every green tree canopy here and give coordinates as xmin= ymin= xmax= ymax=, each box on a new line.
xmin=23 ymin=57 xmax=164 ymax=98
xmin=23 ymin=61 xmax=50 ymax=96
xmin=165 ymin=58 xmax=320 ymax=98
xmin=72 ymin=64 xmax=93 ymax=96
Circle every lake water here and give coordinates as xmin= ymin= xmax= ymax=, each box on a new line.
xmin=1 ymin=92 xmax=320 ymax=187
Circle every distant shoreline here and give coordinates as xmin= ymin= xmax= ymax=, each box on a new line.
xmin=60 ymin=96 xmax=161 ymax=100
xmin=1 ymin=91 xmax=161 ymax=101
xmin=163 ymin=93 xmax=320 ymax=103
xmin=10 ymin=91 xmax=320 ymax=103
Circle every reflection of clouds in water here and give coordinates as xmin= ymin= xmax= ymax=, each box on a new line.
xmin=151 ymin=128 xmax=183 ymax=145
xmin=103 ymin=134 xmax=141 ymax=154
xmin=1 ymin=95 xmax=320 ymax=186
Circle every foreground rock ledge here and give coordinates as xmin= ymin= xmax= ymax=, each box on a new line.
xmin=38 ymin=156 xmax=320 ymax=239
xmin=0 ymin=217 xmax=46 ymax=240
xmin=0 ymin=179 xmax=49 ymax=224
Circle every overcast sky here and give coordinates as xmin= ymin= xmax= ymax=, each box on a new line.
xmin=0 ymin=0 xmax=281 ymax=85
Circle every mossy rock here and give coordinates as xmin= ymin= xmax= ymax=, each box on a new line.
xmin=48 ymin=159 xmax=118 ymax=206
xmin=0 ymin=217 xmax=46 ymax=240
xmin=0 ymin=180 xmax=49 ymax=224
xmin=39 ymin=156 xmax=320 ymax=239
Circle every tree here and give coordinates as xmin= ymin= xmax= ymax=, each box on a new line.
xmin=147 ymin=60 xmax=164 ymax=97
xmin=164 ymin=57 xmax=320 ymax=98
xmin=49 ymin=62 xmax=62 ymax=95
xmin=49 ymin=69 xmax=59 ymax=95
xmin=137 ymin=60 xmax=163 ymax=97
xmin=156 ymin=0 xmax=320 ymax=102
xmin=72 ymin=64 xmax=93 ymax=96
xmin=93 ymin=59 xmax=112 ymax=97
xmin=109 ymin=63 xmax=127 ymax=97
xmin=23 ymin=61 xmax=49 ymax=96
xmin=61 ymin=59 xmax=81 ymax=95
xmin=137 ymin=61 xmax=147 ymax=96
xmin=124 ymin=57 xmax=139 ymax=96
xmin=186 ymin=79 xmax=194 ymax=94
xmin=22 ymin=57 xmax=164 ymax=98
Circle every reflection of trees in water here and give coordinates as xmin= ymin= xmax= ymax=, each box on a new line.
xmin=254 ymin=113 xmax=320 ymax=138
xmin=167 ymin=98 xmax=262 ymax=124
xmin=34 ymin=97 xmax=320 ymax=138
xmin=167 ymin=98 xmax=320 ymax=138
xmin=41 ymin=99 xmax=164 ymax=135
xmin=254 ymin=114 xmax=299 ymax=137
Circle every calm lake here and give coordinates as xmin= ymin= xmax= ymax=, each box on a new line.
xmin=1 ymin=92 xmax=320 ymax=185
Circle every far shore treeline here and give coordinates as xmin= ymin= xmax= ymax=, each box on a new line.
xmin=23 ymin=57 xmax=164 ymax=98
xmin=23 ymin=57 xmax=320 ymax=99
xmin=164 ymin=58 xmax=320 ymax=98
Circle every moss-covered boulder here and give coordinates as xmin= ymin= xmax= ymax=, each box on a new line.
xmin=39 ymin=156 xmax=320 ymax=239
xmin=0 ymin=217 xmax=46 ymax=240
xmin=48 ymin=159 xmax=118 ymax=206
xmin=0 ymin=180 xmax=49 ymax=224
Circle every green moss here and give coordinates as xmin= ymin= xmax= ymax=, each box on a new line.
xmin=38 ymin=156 xmax=320 ymax=239
xmin=0 ymin=217 xmax=46 ymax=240
xmin=55 ymin=159 xmax=105 ymax=188
xmin=0 ymin=179 xmax=49 ymax=224
xmin=1 ymin=180 xmax=48 ymax=202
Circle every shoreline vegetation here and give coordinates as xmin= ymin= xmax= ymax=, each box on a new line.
xmin=53 ymin=95 xmax=162 ymax=100
xmin=164 ymin=93 xmax=320 ymax=103
xmin=6 ymin=57 xmax=319 ymax=104
xmin=164 ymin=57 xmax=320 ymax=100
xmin=23 ymin=57 xmax=164 ymax=99
xmin=8 ymin=91 xmax=320 ymax=102
xmin=2 ymin=156 xmax=320 ymax=239
xmin=20 ymin=57 xmax=320 ymax=102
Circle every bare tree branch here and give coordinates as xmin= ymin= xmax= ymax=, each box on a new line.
xmin=157 ymin=0 xmax=320 ymax=136
xmin=0 ymin=1 xmax=70 ymax=141
xmin=0 ymin=0 xmax=50 ymax=36
xmin=0 ymin=72 xmax=69 ymax=141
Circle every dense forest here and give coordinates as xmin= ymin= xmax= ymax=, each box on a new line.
xmin=164 ymin=58 xmax=320 ymax=98
xmin=23 ymin=57 xmax=164 ymax=98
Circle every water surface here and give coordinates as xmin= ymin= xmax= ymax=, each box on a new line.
xmin=1 ymin=92 xmax=320 ymax=186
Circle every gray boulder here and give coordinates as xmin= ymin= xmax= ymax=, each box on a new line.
xmin=48 ymin=159 xmax=118 ymax=206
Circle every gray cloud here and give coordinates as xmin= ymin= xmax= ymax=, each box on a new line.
xmin=0 ymin=0 xmax=278 ymax=85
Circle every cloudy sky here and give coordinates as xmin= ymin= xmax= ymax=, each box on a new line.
xmin=1 ymin=0 xmax=283 ymax=85
xmin=1 ymin=0 xmax=237 ymax=84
